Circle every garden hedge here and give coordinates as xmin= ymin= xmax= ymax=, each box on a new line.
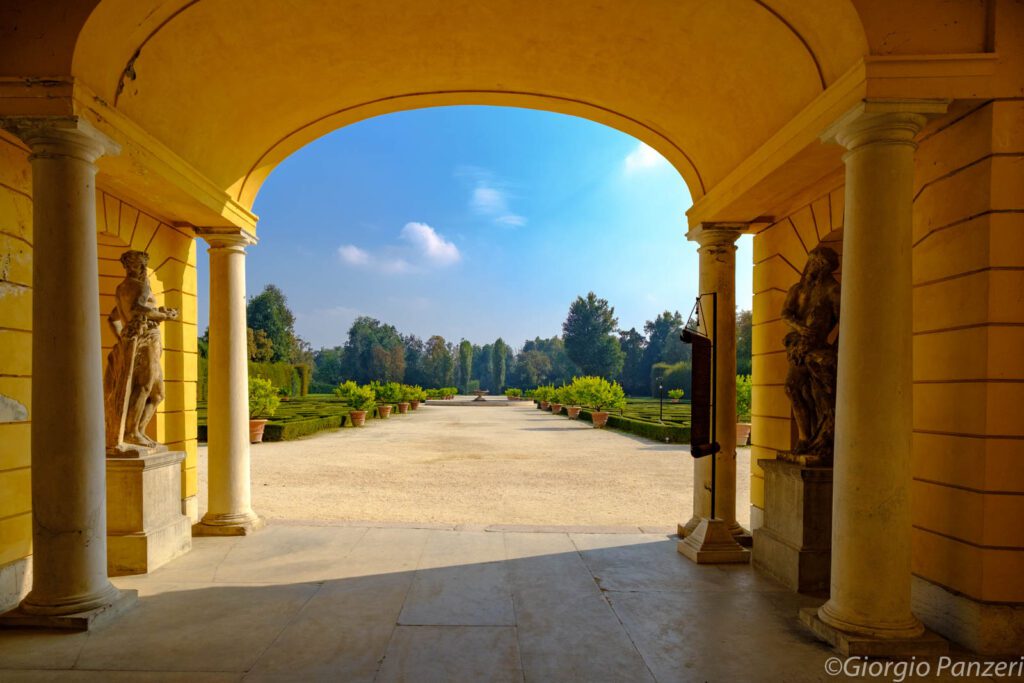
xmin=577 ymin=408 xmax=691 ymax=443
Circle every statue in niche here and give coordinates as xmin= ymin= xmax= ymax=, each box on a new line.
xmin=780 ymin=246 xmax=841 ymax=466
xmin=104 ymin=250 xmax=178 ymax=454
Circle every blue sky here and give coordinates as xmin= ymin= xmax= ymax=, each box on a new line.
xmin=195 ymin=106 xmax=752 ymax=349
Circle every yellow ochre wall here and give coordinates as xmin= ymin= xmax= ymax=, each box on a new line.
xmin=0 ymin=132 xmax=199 ymax=609
xmin=751 ymin=99 xmax=1024 ymax=651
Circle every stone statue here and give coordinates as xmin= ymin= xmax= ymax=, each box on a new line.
xmin=780 ymin=246 xmax=840 ymax=466
xmin=104 ymin=250 xmax=178 ymax=454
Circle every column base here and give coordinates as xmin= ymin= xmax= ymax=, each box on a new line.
xmin=0 ymin=589 xmax=138 ymax=631
xmin=679 ymin=517 xmax=751 ymax=545
xmin=799 ymin=607 xmax=948 ymax=657
xmin=677 ymin=518 xmax=750 ymax=564
xmin=193 ymin=513 xmax=266 ymax=537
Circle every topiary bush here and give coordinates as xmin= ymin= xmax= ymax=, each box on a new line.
xmin=571 ymin=376 xmax=626 ymax=412
xmin=249 ymin=377 xmax=280 ymax=418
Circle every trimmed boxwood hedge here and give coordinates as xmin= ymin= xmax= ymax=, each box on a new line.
xmin=576 ymin=408 xmax=691 ymax=444
xmin=262 ymin=415 xmax=345 ymax=441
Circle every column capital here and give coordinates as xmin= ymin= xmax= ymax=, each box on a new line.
xmin=0 ymin=115 xmax=120 ymax=163
xmin=195 ymin=227 xmax=258 ymax=250
xmin=821 ymin=99 xmax=949 ymax=152
xmin=686 ymin=222 xmax=744 ymax=249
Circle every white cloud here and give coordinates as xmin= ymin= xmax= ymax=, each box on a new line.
xmin=401 ymin=222 xmax=461 ymax=266
xmin=379 ymin=257 xmax=415 ymax=274
xmin=465 ymin=172 xmax=527 ymax=227
xmin=472 ymin=186 xmax=508 ymax=214
xmin=624 ymin=142 xmax=669 ymax=174
xmin=338 ymin=244 xmax=370 ymax=265
xmin=495 ymin=214 xmax=526 ymax=227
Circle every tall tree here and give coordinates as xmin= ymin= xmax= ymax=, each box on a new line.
xmin=641 ymin=311 xmax=686 ymax=380
xmin=562 ymin=292 xmax=624 ymax=378
xmin=458 ymin=340 xmax=473 ymax=393
xmin=515 ymin=349 xmax=551 ymax=387
xmin=423 ymin=335 xmax=454 ymax=388
xmin=617 ymin=327 xmax=647 ymax=395
xmin=342 ymin=317 xmax=405 ymax=383
xmin=246 ymin=284 xmax=297 ymax=362
xmin=312 ymin=346 xmax=346 ymax=388
xmin=736 ymin=309 xmax=753 ymax=376
xmin=473 ymin=343 xmax=492 ymax=392
xmin=402 ymin=334 xmax=427 ymax=386
xmin=491 ymin=338 xmax=508 ymax=392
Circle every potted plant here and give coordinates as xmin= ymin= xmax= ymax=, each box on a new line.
xmin=550 ymin=385 xmax=568 ymax=415
xmin=249 ymin=376 xmax=280 ymax=443
xmin=396 ymin=383 xmax=414 ymax=414
xmin=668 ymin=389 xmax=685 ymax=403
xmin=505 ymin=388 xmax=522 ymax=401
xmin=535 ymin=384 xmax=554 ymax=410
xmin=573 ymin=376 xmax=626 ymax=428
xmin=560 ymin=384 xmax=582 ymax=419
xmin=371 ymin=381 xmax=402 ymax=418
xmin=408 ymin=385 xmax=426 ymax=410
xmin=335 ymin=380 xmax=376 ymax=427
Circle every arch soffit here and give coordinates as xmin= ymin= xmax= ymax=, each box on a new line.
xmin=70 ymin=0 xmax=869 ymax=212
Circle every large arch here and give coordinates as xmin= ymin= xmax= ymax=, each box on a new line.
xmin=69 ymin=0 xmax=869 ymax=212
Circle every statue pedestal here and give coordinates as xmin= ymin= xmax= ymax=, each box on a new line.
xmin=752 ymin=458 xmax=832 ymax=595
xmin=106 ymin=451 xmax=192 ymax=576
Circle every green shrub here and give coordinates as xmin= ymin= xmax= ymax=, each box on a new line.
xmin=263 ymin=415 xmax=344 ymax=441
xmin=571 ymin=376 xmax=626 ymax=412
xmin=335 ymin=381 xmax=377 ymax=411
xmin=736 ymin=374 xmax=752 ymax=422
xmin=650 ymin=361 xmax=691 ymax=397
xmin=197 ymin=355 xmax=209 ymax=402
xmin=668 ymin=389 xmax=685 ymax=400
xmin=249 ymin=377 xmax=280 ymax=418
xmin=552 ymin=384 xmax=577 ymax=406
xmin=504 ymin=388 xmax=522 ymax=398
xmin=578 ymin=409 xmax=691 ymax=443
xmin=371 ymin=380 xmax=404 ymax=403
xmin=533 ymin=385 xmax=555 ymax=402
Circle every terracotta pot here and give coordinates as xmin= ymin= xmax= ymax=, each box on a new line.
xmin=398 ymin=402 xmax=410 ymax=414
xmin=378 ymin=404 xmax=392 ymax=418
xmin=550 ymin=402 xmax=562 ymax=414
xmin=539 ymin=401 xmax=550 ymax=410
xmin=736 ymin=422 xmax=752 ymax=445
xmin=349 ymin=410 xmax=367 ymax=427
xmin=591 ymin=411 xmax=610 ymax=428
xmin=410 ymin=400 xmax=420 ymax=410
xmin=566 ymin=406 xmax=581 ymax=419
xmin=249 ymin=418 xmax=268 ymax=443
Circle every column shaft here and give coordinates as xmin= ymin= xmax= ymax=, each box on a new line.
xmin=682 ymin=226 xmax=742 ymax=536
xmin=13 ymin=120 xmax=121 ymax=615
xmin=196 ymin=233 xmax=262 ymax=534
xmin=819 ymin=109 xmax=929 ymax=638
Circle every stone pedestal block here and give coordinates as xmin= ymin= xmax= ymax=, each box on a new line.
xmin=752 ymin=459 xmax=832 ymax=595
xmin=106 ymin=451 xmax=192 ymax=576
xmin=677 ymin=518 xmax=750 ymax=564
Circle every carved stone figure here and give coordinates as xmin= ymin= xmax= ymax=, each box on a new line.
xmin=104 ymin=250 xmax=178 ymax=453
xmin=780 ymin=246 xmax=840 ymax=465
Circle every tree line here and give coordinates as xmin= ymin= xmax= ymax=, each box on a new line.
xmin=221 ymin=284 xmax=752 ymax=397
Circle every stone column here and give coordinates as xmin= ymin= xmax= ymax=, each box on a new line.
xmin=0 ymin=117 xmax=134 ymax=626
xmin=194 ymin=229 xmax=263 ymax=535
xmin=804 ymin=101 xmax=947 ymax=649
xmin=680 ymin=224 xmax=744 ymax=538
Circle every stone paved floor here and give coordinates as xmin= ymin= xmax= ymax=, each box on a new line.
xmin=0 ymin=524 xmax=995 ymax=682
xmin=0 ymin=523 xmax=886 ymax=682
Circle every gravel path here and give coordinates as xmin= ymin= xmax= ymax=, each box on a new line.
xmin=197 ymin=402 xmax=751 ymax=529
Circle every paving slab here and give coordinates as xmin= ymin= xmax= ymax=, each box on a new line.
xmin=375 ymin=626 xmax=522 ymax=683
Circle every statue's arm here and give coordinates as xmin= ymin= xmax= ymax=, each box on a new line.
xmin=130 ymin=294 xmax=178 ymax=321
xmin=107 ymin=307 xmax=123 ymax=338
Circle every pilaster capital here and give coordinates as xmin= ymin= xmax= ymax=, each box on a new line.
xmin=821 ymin=99 xmax=949 ymax=152
xmin=686 ymin=222 xmax=744 ymax=250
xmin=195 ymin=226 xmax=258 ymax=252
xmin=0 ymin=115 xmax=120 ymax=163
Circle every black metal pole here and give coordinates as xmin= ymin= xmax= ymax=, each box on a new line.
xmin=710 ymin=291 xmax=718 ymax=521
xmin=659 ymin=383 xmax=664 ymax=421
